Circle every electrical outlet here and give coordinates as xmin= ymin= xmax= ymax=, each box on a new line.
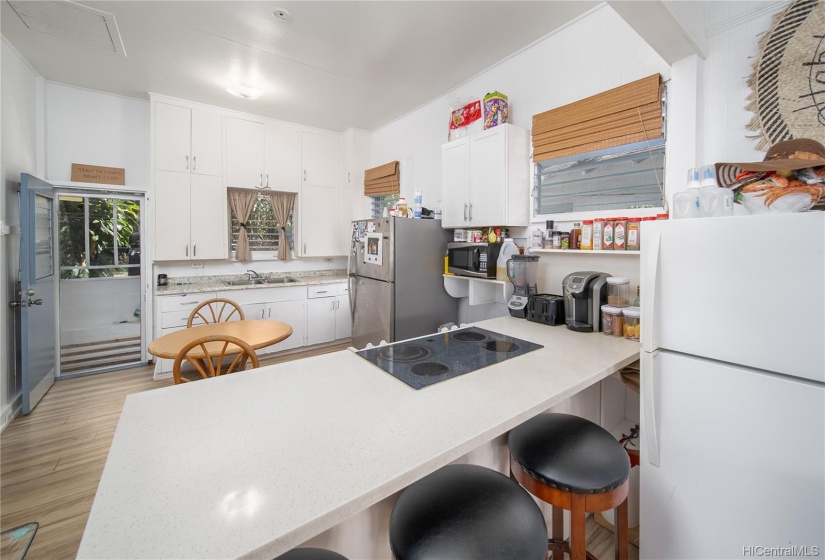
xmin=191 ymin=261 xmax=204 ymax=269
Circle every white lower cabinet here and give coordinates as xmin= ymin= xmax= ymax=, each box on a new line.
xmin=153 ymin=292 xmax=218 ymax=375
xmin=306 ymin=283 xmax=350 ymax=345
xmin=217 ymin=287 xmax=307 ymax=355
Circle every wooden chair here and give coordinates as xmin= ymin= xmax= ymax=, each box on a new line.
xmin=186 ymin=298 xmax=244 ymax=327
xmin=172 ymin=334 xmax=259 ymax=384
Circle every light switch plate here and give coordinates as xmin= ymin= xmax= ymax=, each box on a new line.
xmin=191 ymin=261 xmax=204 ymax=269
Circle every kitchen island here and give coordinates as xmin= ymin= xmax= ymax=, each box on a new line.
xmin=77 ymin=316 xmax=639 ymax=559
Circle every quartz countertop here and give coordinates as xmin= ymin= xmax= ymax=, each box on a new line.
xmin=155 ymin=270 xmax=349 ymax=295
xmin=77 ymin=316 xmax=639 ymax=559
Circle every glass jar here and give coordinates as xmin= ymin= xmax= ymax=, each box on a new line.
xmin=613 ymin=217 xmax=628 ymax=250
xmin=606 ymin=276 xmax=631 ymax=307
xmin=592 ymin=219 xmax=604 ymax=250
xmin=552 ymin=230 xmax=562 ymax=249
xmin=569 ymin=224 xmax=581 ymax=250
xmin=602 ymin=218 xmax=615 ymax=250
xmin=580 ymin=220 xmax=593 ymax=250
xmin=622 ymin=306 xmax=641 ymax=340
xmin=601 ymin=305 xmax=624 ymax=336
xmin=561 ymin=232 xmax=570 ymax=249
xmin=626 ymin=218 xmax=641 ymax=250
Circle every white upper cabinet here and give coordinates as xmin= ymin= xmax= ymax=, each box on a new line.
xmin=155 ymin=103 xmax=191 ymax=173
xmin=441 ymin=137 xmax=470 ymax=228
xmin=190 ymin=112 xmax=222 ymax=177
xmin=155 ymin=103 xmax=222 ymax=177
xmin=153 ymin=100 xmax=226 ymax=261
xmin=225 ymin=116 xmax=266 ymax=188
xmin=265 ymin=122 xmax=301 ymax=192
xmin=301 ymin=131 xmax=341 ymax=188
xmin=441 ymin=124 xmax=530 ymax=228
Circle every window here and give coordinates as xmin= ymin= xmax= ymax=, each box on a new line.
xmin=534 ymin=139 xmax=665 ymax=215
xmin=370 ymin=193 xmax=399 ymax=218
xmin=58 ymin=194 xmax=141 ymax=279
xmin=532 ymin=74 xmax=666 ymax=217
xmin=230 ymin=194 xmax=293 ymax=254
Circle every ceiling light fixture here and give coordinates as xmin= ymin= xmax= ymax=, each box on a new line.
xmin=272 ymin=8 xmax=292 ymax=22
xmin=226 ymin=84 xmax=261 ymax=100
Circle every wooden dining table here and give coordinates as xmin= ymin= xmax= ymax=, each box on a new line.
xmin=148 ymin=320 xmax=293 ymax=361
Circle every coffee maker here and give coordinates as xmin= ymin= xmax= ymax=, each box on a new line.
xmin=562 ymin=271 xmax=610 ymax=332
xmin=506 ymin=255 xmax=540 ymax=318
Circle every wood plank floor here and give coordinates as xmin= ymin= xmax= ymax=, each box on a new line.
xmin=1 ymin=342 xmax=637 ymax=559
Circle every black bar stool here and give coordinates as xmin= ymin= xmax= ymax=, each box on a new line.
xmin=508 ymin=413 xmax=631 ymax=560
xmin=389 ymin=463 xmax=548 ymax=560
xmin=275 ymin=548 xmax=348 ymax=560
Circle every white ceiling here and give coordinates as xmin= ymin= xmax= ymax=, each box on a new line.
xmin=1 ymin=1 xmax=598 ymax=132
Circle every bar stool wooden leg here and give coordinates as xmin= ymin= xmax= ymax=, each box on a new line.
xmin=615 ymin=497 xmax=629 ymax=560
xmin=551 ymin=505 xmax=564 ymax=560
xmin=571 ymin=494 xmax=586 ymax=560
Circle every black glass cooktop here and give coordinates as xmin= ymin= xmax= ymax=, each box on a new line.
xmin=355 ymin=327 xmax=544 ymax=389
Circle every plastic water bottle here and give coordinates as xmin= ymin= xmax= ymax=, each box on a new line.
xmin=413 ymin=190 xmax=422 ymax=219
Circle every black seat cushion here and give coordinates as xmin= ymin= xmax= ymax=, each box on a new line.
xmin=509 ymin=413 xmax=630 ymax=494
xmin=275 ymin=548 xmax=348 ymax=560
xmin=389 ymin=464 xmax=547 ymax=560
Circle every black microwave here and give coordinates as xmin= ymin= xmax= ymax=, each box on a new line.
xmin=447 ymin=242 xmax=502 ymax=278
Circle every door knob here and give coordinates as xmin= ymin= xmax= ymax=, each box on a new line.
xmin=9 ymin=300 xmax=22 ymax=308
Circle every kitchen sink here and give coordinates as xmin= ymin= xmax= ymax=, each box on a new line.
xmin=223 ymin=277 xmax=298 ymax=286
xmin=224 ymin=279 xmax=265 ymax=286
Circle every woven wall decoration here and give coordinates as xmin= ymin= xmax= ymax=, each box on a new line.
xmin=746 ymin=0 xmax=825 ymax=149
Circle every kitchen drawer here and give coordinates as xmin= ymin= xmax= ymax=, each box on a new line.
xmin=161 ymin=310 xmax=208 ymax=329
xmin=216 ymin=286 xmax=306 ymax=305
xmin=337 ymin=283 xmax=349 ymax=296
xmin=159 ymin=292 xmax=217 ymax=313
xmin=307 ymin=285 xmax=336 ymax=299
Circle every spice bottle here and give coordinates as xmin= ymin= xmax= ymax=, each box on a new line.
xmin=569 ymin=223 xmax=581 ymax=250
xmin=626 ymin=218 xmax=641 ymax=250
xmin=614 ymin=217 xmax=628 ymax=250
xmin=552 ymin=230 xmax=562 ymax=249
xmin=592 ymin=218 xmax=604 ymax=250
xmin=561 ymin=232 xmax=570 ymax=250
xmin=580 ymin=220 xmax=593 ymax=250
xmin=602 ymin=219 xmax=615 ymax=250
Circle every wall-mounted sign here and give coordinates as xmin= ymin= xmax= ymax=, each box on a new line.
xmin=70 ymin=163 xmax=125 ymax=185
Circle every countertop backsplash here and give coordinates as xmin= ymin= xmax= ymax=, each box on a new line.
xmin=155 ymin=269 xmax=349 ymax=295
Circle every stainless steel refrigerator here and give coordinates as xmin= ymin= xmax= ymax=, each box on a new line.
xmin=348 ymin=218 xmax=457 ymax=349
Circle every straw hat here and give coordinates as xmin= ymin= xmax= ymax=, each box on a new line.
xmin=715 ymin=138 xmax=825 ymax=188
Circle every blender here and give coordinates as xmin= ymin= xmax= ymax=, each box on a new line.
xmin=506 ymin=255 xmax=539 ymax=318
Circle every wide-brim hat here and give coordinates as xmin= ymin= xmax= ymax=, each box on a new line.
xmin=715 ymin=138 xmax=825 ymax=188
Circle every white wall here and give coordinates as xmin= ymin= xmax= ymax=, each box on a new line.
xmin=45 ymin=82 xmax=150 ymax=187
xmin=370 ymin=5 xmax=670 ymax=216
xmin=1 ymin=38 xmax=39 ymax=428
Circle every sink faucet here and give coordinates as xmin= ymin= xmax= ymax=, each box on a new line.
xmin=247 ymin=269 xmax=261 ymax=280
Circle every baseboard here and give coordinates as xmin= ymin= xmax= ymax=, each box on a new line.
xmin=0 ymin=396 xmax=22 ymax=433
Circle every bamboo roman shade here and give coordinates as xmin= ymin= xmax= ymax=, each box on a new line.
xmin=532 ymin=74 xmax=663 ymax=162
xmin=364 ymin=161 xmax=400 ymax=196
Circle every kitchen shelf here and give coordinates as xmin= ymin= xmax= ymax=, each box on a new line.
xmin=443 ymin=275 xmax=513 ymax=306
xmin=528 ymin=248 xmax=640 ymax=256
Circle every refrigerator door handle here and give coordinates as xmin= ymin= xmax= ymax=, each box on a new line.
xmin=641 ymin=351 xmax=661 ymax=467
xmin=642 ymin=231 xmax=661 ymax=351
xmin=348 ymin=274 xmax=356 ymax=326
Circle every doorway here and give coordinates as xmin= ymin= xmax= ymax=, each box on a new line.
xmin=56 ymin=191 xmax=145 ymax=377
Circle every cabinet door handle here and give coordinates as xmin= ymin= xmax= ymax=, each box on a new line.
xmin=316 ymin=290 xmax=328 ymax=294
xmin=266 ymin=174 xmax=269 ymax=188
xmin=469 ymin=203 xmax=473 ymax=221
xmin=185 ymin=243 xmax=189 ymax=257
xmin=193 ymin=156 xmax=197 ymax=171
xmin=185 ymin=155 xmax=189 ymax=170
xmin=331 ymin=301 xmax=335 ymax=310
xmin=464 ymin=203 xmax=468 ymax=221
xmin=303 ymin=170 xmax=307 ymax=182
xmin=268 ymin=308 xmax=272 ymax=318
xmin=260 ymin=173 xmax=264 ymax=187
xmin=180 ymin=301 xmax=198 ymax=306
xmin=193 ymin=244 xmax=197 ymax=257
xmin=348 ymin=172 xmax=351 ymax=183
xmin=303 ymin=243 xmax=307 ymax=254
xmin=261 ymin=308 xmax=265 ymax=319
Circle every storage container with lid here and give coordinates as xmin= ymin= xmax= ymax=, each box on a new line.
xmin=622 ymin=306 xmax=641 ymax=340
xmin=626 ymin=218 xmax=641 ymax=250
xmin=601 ymin=304 xmax=624 ymax=336
xmin=580 ymin=220 xmax=593 ymax=250
xmin=592 ymin=219 xmax=604 ymax=250
xmin=606 ymin=276 xmax=631 ymax=307
xmin=602 ymin=219 xmax=614 ymax=250
xmin=613 ymin=217 xmax=628 ymax=250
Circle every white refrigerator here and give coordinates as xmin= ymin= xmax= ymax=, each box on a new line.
xmin=640 ymin=213 xmax=824 ymax=560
